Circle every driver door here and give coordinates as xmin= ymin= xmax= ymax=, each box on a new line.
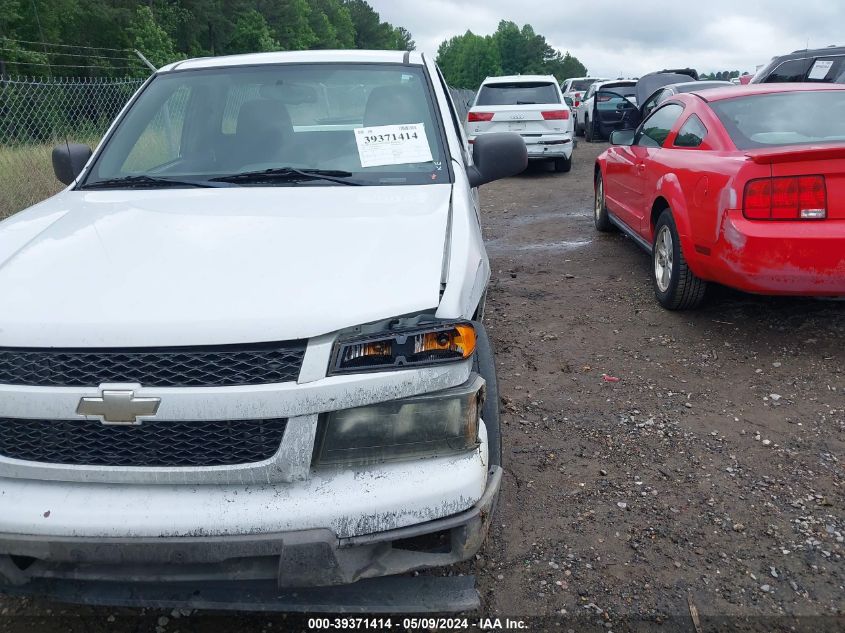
xmin=626 ymin=103 xmax=685 ymax=234
xmin=594 ymin=89 xmax=638 ymax=138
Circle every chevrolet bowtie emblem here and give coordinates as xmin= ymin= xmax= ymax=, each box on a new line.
xmin=77 ymin=389 xmax=161 ymax=425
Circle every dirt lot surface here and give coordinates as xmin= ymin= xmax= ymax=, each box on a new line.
xmin=2 ymin=141 xmax=843 ymax=631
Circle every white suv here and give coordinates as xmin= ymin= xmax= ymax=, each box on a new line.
xmin=0 ymin=50 xmax=526 ymax=611
xmin=466 ymin=74 xmax=574 ymax=172
xmin=561 ymin=77 xmax=606 ymax=128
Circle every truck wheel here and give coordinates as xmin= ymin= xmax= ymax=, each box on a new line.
xmin=584 ymin=116 xmax=593 ymax=142
xmin=472 ymin=322 xmax=502 ymax=467
xmin=652 ymin=209 xmax=708 ymax=310
xmin=594 ymin=172 xmax=614 ymax=232
xmin=553 ymin=156 xmax=572 ymax=173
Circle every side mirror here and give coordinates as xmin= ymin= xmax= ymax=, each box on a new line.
xmin=467 ymin=133 xmax=527 ymax=188
xmin=609 ymin=129 xmax=636 ymax=146
xmin=52 ymin=143 xmax=92 ymax=185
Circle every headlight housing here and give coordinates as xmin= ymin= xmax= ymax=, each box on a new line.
xmin=313 ymin=375 xmax=484 ymax=468
xmin=329 ymin=321 xmax=476 ymax=375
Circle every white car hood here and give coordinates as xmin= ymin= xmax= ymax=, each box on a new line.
xmin=0 ymin=185 xmax=452 ymax=347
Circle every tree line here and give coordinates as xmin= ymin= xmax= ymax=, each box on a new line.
xmin=700 ymin=70 xmax=749 ymax=81
xmin=0 ymin=0 xmax=414 ymax=75
xmin=436 ymin=21 xmax=588 ymax=89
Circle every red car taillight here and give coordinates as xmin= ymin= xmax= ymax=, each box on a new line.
xmin=743 ymin=175 xmax=827 ymax=220
xmin=542 ymin=110 xmax=569 ymax=120
xmin=467 ymin=112 xmax=494 ymax=122
xmin=574 ymin=100 xmax=580 ymax=108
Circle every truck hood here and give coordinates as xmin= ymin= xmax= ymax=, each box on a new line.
xmin=0 ymin=185 xmax=452 ymax=347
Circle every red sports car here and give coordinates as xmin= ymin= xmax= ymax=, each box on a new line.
xmin=594 ymin=83 xmax=845 ymax=309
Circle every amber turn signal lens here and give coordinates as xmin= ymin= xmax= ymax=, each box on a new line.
xmin=455 ymin=323 xmax=477 ymax=358
xmin=415 ymin=324 xmax=476 ymax=358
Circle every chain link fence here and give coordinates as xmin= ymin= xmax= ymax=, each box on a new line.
xmin=0 ymin=75 xmax=146 ymax=219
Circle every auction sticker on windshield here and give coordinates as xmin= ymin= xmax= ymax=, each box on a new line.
xmin=355 ymin=123 xmax=433 ymax=168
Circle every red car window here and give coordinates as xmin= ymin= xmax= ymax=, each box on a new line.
xmin=635 ymin=103 xmax=684 ymax=148
xmin=673 ymin=114 xmax=708 ymax=148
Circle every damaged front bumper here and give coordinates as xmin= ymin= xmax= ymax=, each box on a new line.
xmin=0 ymin=466 xmax=501 ymax=590
xmin=0 ymin=466 xmax=501 ymax=611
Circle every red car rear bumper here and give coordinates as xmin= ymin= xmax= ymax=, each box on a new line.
xmin=698 ymin=212 xmax=845 ymax=296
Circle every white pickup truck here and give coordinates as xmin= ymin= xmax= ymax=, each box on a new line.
xmin=0 ymin=50 xmax=526 ymax=611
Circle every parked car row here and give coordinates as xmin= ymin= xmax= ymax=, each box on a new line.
xmin=594 ymin=83 xmax=845 ymax=309
xmin=462 ymin=53 xmax=845 ymax=313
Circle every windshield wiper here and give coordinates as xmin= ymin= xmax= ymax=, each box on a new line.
xmin=79 ymin=175 xmax=229 ymax=190
xmin=210 ymin=167 xmax=362 ymax=186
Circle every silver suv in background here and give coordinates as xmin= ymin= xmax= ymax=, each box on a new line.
xmin=561 ymin=77 xmax=606 ymax=129
xmin=466 ymin=75 xmax=574 ymax=173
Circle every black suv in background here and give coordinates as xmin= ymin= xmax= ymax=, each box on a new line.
xmin=751 ymin=45 xmax=845 ymax=84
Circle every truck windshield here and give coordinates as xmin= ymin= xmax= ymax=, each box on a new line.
xmin=710 ymin=90 xmax=845 ymax=148
xmin=82 ymin=63 xmax=450 ymax=187
xmin=476 ymin=82 xmax=560 ymax=105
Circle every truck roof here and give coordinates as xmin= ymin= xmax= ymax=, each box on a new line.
xmin=159 ymin=49 xmax=423 ymax=73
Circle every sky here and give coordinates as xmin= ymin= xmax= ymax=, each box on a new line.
xmin=368 ymin=0 xmax=844 ymax=78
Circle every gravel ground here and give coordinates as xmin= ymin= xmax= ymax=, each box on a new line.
xmin=1 ymin=141 xmax=843 ymax=631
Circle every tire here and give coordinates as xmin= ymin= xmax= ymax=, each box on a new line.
xmin=584 ymin=115 xmax=593 ymax=142
xmin=472 ymin=322 xmax=502 ymax=467
xmin=553 ymin=155 xmax=572 ymax=173
xmin=594 ymin=172 xmax=614 ymax=232
xmin=652 ymin=209 xmax=708 ymax=310
xmin=575 ymin=117 xmax=584 ymax=137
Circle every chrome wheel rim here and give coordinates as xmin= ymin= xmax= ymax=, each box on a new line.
xmin=654 ymin=226 xmax=673 ymax=293
xmin=595 ymin=179 xmax=603 ymax=220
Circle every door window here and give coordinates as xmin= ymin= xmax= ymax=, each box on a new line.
xmin=641 ymin=89 xmax=667 ymax=117
xmin=435 ymin=66 xmax=468 ymax=154
xmin=635 ymin=103 xmax=684 ymax=148
xmin=763 ymin=57 xmax=813 ymax=82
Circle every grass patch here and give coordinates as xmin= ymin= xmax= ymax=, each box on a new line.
xmin=0 ymin=139 xmax=99 ymax=221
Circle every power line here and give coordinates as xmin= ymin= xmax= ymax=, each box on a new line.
xmin=0 ymin=37 xmax=135 ymax=54
xmin=0 ymin=45 xmax=141 ymax=63
xmin=2 ymin=60 xmax=144 ymax=71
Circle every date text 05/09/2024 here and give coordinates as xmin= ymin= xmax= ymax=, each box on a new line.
xmin=307 ymin=617 xmax=529 ymax=630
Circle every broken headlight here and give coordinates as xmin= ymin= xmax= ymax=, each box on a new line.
xmin=313 ymin=375 xmax=484 ymax=467
xmin=329 ymin=322 xmax=476 ymax=375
